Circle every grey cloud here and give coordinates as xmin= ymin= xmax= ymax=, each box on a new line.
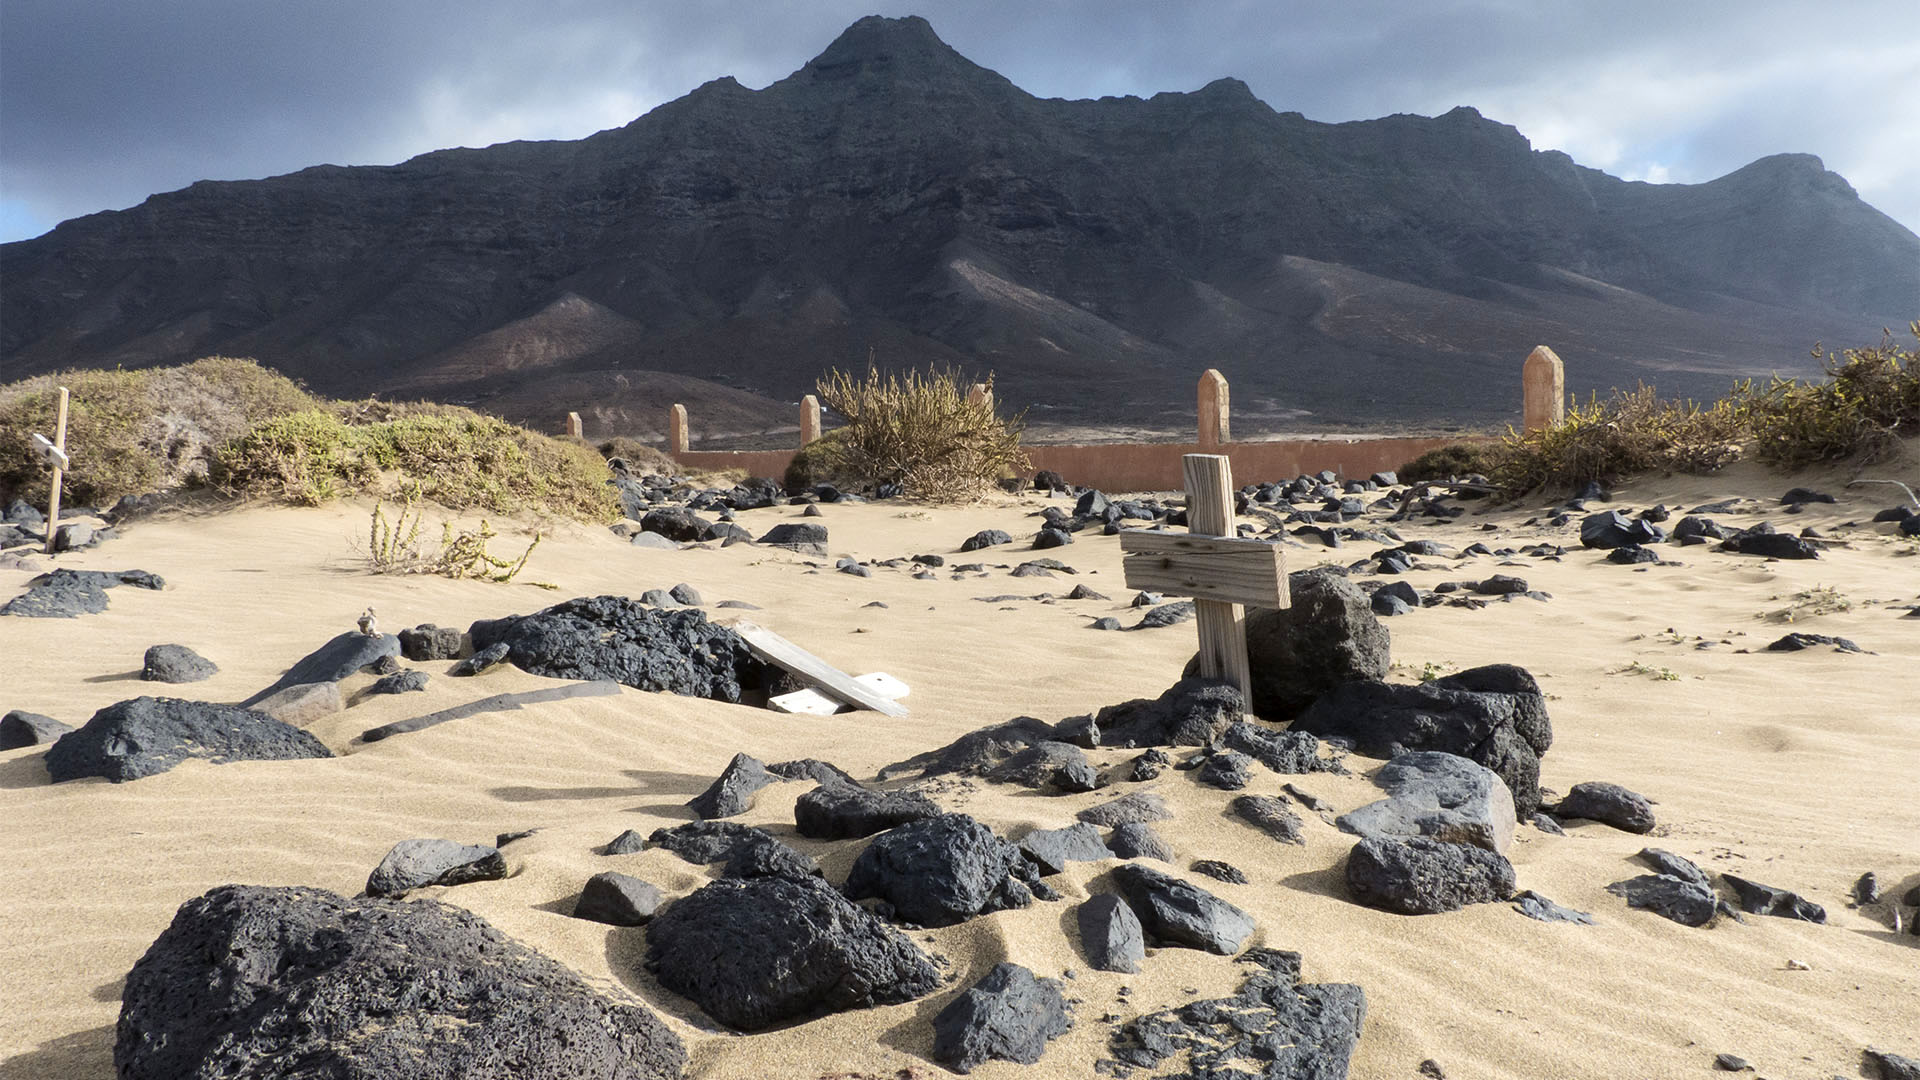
xmin=3 ymin=0 xmax=1915 ymax=241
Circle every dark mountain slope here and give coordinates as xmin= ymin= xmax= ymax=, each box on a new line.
xmin=4 ymin=15 xmax=1914 ymax=434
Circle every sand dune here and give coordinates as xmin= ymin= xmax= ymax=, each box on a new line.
xmin=2 ymin=458 xmax=1916 ymax=1079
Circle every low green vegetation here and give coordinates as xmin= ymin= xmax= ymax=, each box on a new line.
xmin=1397 ymin=442 xmax=1505 ymax=484
xmin=0 ymin=357 xmax=617 ymax=521
xmin=0 ymin=357 xmax=321 ymax=507
xmin=209 ymin=408 xmax=617 ymax=519
xmin=595 ymin=436 xmax=677 ymax=476
xmin=1739 ymin=325 xmax=1920 ymax=469
xmin=1398 ymin=323 xmax=1919 ymax=496
xmin=1492 ymin=384 xmax=1748 ymax=494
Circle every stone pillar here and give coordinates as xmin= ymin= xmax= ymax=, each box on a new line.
xmin=799 ymin=395 xmax=822 ymax=446
xmin=1523 ymin=346 xmax=1565 ymax=432
xmin=668 ymin=404 xmax=689 ymax=455
xmin=968 ymin=383 xmax=993 ymax=410
xmin=1197 ymin=369 xmax=1230 ymax=448
xmin=566 ymin=411 xmax=583 ymax=439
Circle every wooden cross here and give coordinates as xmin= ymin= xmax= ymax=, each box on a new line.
xmin=31 ymin=386 xmax=72 ymax=556
xmin=1120 ymin=453 xmax=1289 ymax=711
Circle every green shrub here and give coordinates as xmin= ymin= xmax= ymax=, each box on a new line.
xmin=1734 ymin=323 xmax=1920 ymax=468
xmin=814 ymin=367 xmax=1027 ymax=500
xmin=0 ymin=358 xmax=320 ymax=506
xmin=1397 ymin=441 xmax=1505 ymax=485
xmin=1493 ymin=385 xmax=1748 ymax=494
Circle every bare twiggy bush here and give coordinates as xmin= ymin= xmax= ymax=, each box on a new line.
xmin=814 ymin=366 xmax=1027 ymax=500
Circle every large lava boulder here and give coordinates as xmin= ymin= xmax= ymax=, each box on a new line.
xmin=467 ymin=595 xmax=773 ymax=702
xmin=116 ymin=884 xmax=685 ymax=1080
xmin=794 ymin=782 xmax=942 ymax=840
xmin=1337 ymin=750 xmax=1517 ymax=855
xmin=843 ymin=813 xmax=1033 ymax=927
xmin=45 ymin=697 xmax=333 ymax=783
xmin=1344 ymin=836 xmax=1515 ymax=915
xmin=1083 ymin=677 xmax=1246 ymax=749
xmin=643 ymin=874 xmax=940 ymax=1031
xmin=1186 ymin=568 xmax=1390 ymax=720
xmin=1289 ymin=663 xmax=1552 ymax=816
xmin=931 ymin=962 xmax=1073 ymax=1073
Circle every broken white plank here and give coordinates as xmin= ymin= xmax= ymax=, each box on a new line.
xmin=733 ymin=621 xmax=910 ymax=717
xmin=769 ymin=671 xmax=910 ymax=716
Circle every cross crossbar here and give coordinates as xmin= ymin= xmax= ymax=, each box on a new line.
xmin=1120 ymin=530 xmax=1287 ymax=608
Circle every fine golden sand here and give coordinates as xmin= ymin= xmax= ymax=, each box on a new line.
xmin=2 ymin=460 xmax=1916 ymax=1079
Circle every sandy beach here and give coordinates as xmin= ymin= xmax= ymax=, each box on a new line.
xmin=2 ymin=458 xmax=1916 ymax=1079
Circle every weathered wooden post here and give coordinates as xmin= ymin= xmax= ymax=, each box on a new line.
xmin=39 ymin=386 xmax=71 ymax=556
xmin=968 ymin=383 xmax=993 ymax=410
xmin=668 ymin=404 xmax=689 ymax=455
xmin=799 ymin=395 xmax=822 ymax=446
xmin=1198 ymin=369 xmax=1230 ymax=449
xmin=1119 ymin=453 xmax=1288 ymax=714
xmin=566 ymin=411 xmax=583 ymax=439
xmin=1523 ymin=346 xmax=1565 ymax=432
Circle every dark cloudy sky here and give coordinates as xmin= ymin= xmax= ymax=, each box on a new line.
xmin=4 ymin=0 xmax=1916 ymax=244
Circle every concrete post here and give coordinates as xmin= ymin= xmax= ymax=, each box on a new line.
xmin=668 ymin=404 xmax=689 ymax=455
xmin=1198 ymin=369 xmax=1230 ymax=448
xmin=566 ymin=411 xmax=583 ymax=439
xmin=1523 ymin=346 xmax=1565 ymax=431
xmin=799 ymin=395 xmax=822 ymax=446
xmin=968 ymin=383 xmax=993 ymax=410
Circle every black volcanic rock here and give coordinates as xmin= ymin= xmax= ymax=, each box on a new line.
xmin=5 ymin=17 xmax=1912 ymax=446
xmin=644 ymin=873 xmax=940 ymax=1032
xmin=842 ymin=813 xmax=1032 ymax=927
xmin=466 ymin=595 xmax=771 ymax=701
xmin=1110 ymin=948 xmax=1365 ymax=1080
xmin=1290 ymin=664 xmax=1553 ymax=816
xmin=116 ymin=885 xmax=684 ymax=1080
xmin=46 ymin=697 xmax=333 ymax=783
xmin=930 ymin=962 xmax=1072 ymax=1073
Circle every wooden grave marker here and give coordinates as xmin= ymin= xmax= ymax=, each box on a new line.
xmin=1120 ymin=453 xmax=1288 ymax=711
xmin=31 ymin=386 xmax=72 ymax=555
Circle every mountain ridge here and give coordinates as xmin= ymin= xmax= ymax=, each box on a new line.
xmin=4 ymin=14 xmax=1915 ymax=436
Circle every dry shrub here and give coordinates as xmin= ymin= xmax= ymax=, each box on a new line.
xmin=596 ymin=436 xmax=677 ymax=477
xmin=1734 ymin=322 xmax=1920 ymax=468
xmin=1397 ymin=441 xmax=1505 ymax=484
xmin=0 ymin=357 xmax=320 ymax=506
xmin=814 ymin=367 xmax=1026 ymax=500
xmin=784 ymin=428 xmax=862 ymax=494
xmin=1494 ymin=384 xmax=1748 ymax=494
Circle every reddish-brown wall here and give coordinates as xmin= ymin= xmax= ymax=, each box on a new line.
xmin=672 ymin=435 xmax=1466 ymax=492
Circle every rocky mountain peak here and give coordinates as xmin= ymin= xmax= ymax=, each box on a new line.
xmin=800 ymin=15 xmax=989 ymax=86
